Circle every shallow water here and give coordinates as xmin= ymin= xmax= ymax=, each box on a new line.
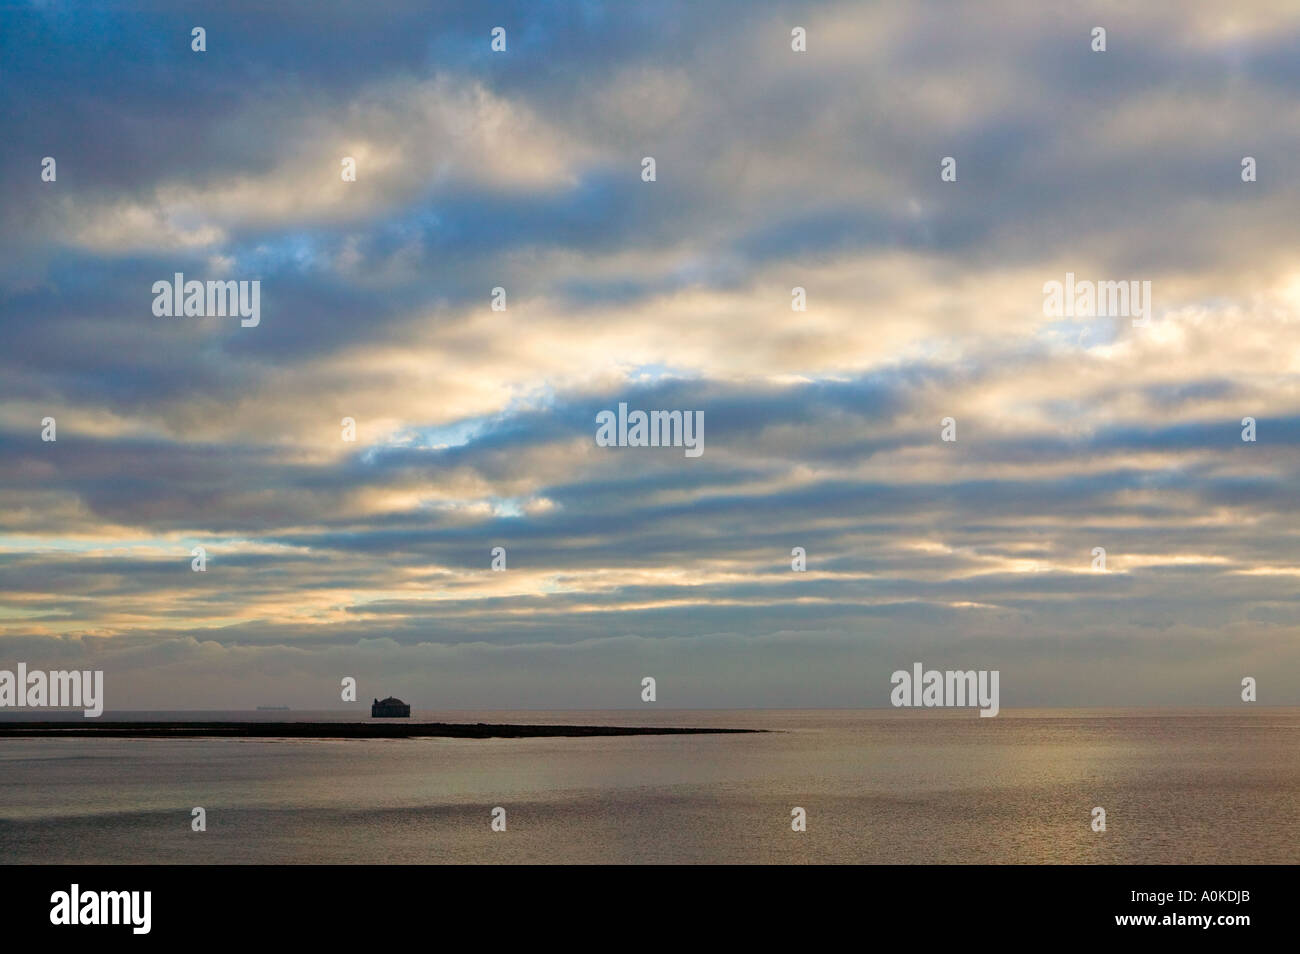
xmin=1 ymin=708 xmax=1296 ymax=864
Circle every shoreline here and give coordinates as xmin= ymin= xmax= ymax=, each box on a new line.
xmin=0 ymin=721 xmax=764 ymax=740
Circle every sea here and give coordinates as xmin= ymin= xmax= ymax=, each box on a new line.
xmin=1 ymin=708 xmax=1296 ymax=864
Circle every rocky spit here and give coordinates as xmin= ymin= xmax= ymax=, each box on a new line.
xmin=0 ymin=721 xmax=763 ymax=739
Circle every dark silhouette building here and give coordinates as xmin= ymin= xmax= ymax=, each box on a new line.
xmin=371 ymin=696 xmax=411 ymax=718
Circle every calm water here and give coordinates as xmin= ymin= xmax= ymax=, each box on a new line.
xmin=1 ymin=708 xmax=1296 ymax=864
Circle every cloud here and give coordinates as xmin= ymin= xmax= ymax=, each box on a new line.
xmin=3 ymin=1 xmax=1300 ymax=706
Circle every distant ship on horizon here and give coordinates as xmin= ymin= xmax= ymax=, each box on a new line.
xmin=371 ymin=696 xmax=411 ymax=718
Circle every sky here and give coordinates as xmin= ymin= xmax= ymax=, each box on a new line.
xmin=3 ymin=0 xmax=1300 ymax=709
